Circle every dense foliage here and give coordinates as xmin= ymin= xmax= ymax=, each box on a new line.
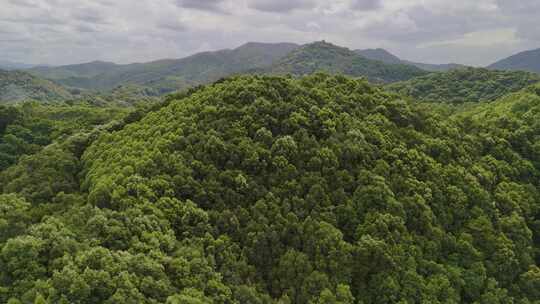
xmin=73 ymin=84 xmax=162 ymax=106
xmin=386 ymin=67 xmax=540 ymax=103
xmin=267 ymin=42 xmax=428 ymax=83
xmin=1 ymin=73 xmax=539 ymax=303
xmin=0 ymin=70 xmax=73 ymax=103
xmin=0 ymin=102 xmax=127 ymax=171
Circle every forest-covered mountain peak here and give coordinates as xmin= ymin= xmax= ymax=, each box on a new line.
xmin=300 ymin=40 xmax=354 ymax=54
xmin=268 ymin=41 xmax=428 ymax=83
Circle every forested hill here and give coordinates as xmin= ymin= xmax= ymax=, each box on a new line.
xmin=386 ymin=67 xmax=540 ymax=103
xmin=488 ymin=48 xmax=540 ymax=74
xmin=266 ymin=41 xmax=428 ymax=83
xmin=1 ymin=73 xmax=539 ymax=303
xmin=27 ymin=42 xmax=300 ymax=93
xmin=0 ymin=70 xmax=73 ymax=103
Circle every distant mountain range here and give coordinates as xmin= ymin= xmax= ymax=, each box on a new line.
xmin=0 ymin=70 xmax=73 ymax=103
xmin=27 ymin=42 xmax=433 ymax=93
xmin=0 ymin=61 xmax=37 ymax=71
xmin=4 ymin=42 xmax=540 ymax=102
xmin=355 ymin=48 xmax=466 ymax=72
xmin=28 ymin=42 xmax=300 ymax=93
xmin=488 ymin=48 xmax=540 ymax=74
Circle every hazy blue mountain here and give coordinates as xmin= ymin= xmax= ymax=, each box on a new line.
xmin=355 ymin=48 xmax=466 ymax=72
xmin=405 ymin=61 xmax=465 ymax=72
xmin=488 ymin=48 xmax=540 ymax=74
xmin=0 ymin=61 xmax=36 ymax=70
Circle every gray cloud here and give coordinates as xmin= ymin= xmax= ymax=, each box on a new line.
xmin=157 ymin=20 xmax=188 ymax=32
xmin=72 ymin=8 xmax=108 ymax=24
xmin=0 ymin=38 xmax=27 ymax=43
xmin=7 ymin=0 xmax=40 ymax=7
xmin=494 ymin=0 xmax=540 ymax=41
xmin=247 ymin=0 xmax=315 ymax=13
xmin=75 ymin=24 xmax=100 ymax=33
xmin=496 ymin=0 xmax=540 ymax=13
xmin=350 ymin=0 xmax=381 ymax=11
xmin=1 ymin=14 xmax=65 ymax=25
xmin=360 ymin=6 xmax=489 ymax=44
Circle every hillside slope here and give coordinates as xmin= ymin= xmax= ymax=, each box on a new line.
xmin=355 ymin=48 xmax=402 ymax=64
xmin=0 ymin=70 xmax=72 ymax=103
xmin=386 ymin=67 xmax=540 ymax=103
xmin=488 ymin=48 xmax=540 ymax=74
xmin=268 ymin=41 xmax=428 ymax=82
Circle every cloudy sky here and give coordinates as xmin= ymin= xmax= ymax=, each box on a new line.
xmin=1 ymin=0 xmax=539 ymax=66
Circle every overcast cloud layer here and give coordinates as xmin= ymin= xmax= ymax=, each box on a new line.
xmin=1 ymin=0 xmax=539 ymax=66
